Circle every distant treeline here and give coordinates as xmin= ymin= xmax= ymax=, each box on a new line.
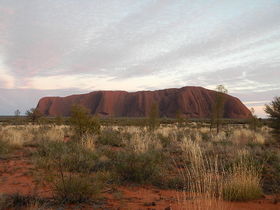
xmin=0 ymin=115 xmax=268 ymax=126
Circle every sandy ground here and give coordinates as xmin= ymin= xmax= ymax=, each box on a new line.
xmin=1 ymin=148 xmax=280 ymax=210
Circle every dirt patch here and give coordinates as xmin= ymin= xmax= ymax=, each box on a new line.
xmin=0 ymin=149 xmax=50 ymax=198
xmin=104 ymin=186 xmax=280 ymax=210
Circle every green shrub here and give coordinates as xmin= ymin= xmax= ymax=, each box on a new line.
xmin=114 ymin=150 xmax=164 ymax=184
xmin=0 ymin=193 xmax=45 ymax=209
xmin=70 ymin=105 xmax=100 ymax=139
xmin=35 ymin=141 xmax=97 ymax=172
xmin=0 ymin=139 xmax=10 ymax=155
xmin=51 ymin=174 xmax=102 ymax=203
xmin=265 ymin=97 xmax=280 ymax=137
xmin=25 ymin=108 xmax=42 ymax=124
xmin=34 ymin=140 xmax=103 ymax=204
xmin=98 ymin=128 xmax=124 ymax=147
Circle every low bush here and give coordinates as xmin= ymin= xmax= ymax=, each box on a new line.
xmin=51 ymin=174 xmax=102 ymax=204
xmin=0 ymin=139 xmax=10 ymax=155
xmin=98 ymin=128 xmax=124 ymax=147
xmin=34 ymin=140 xmax=104 ymax=204
xmin=34 ymin=140 xmax=97 ymax=172
xmin=69 ymin=105 xmax=100 ymax=140
xmin=0 ymin=193 xmax=46 ymax=210
xmin=113 ymin=150 xmax=165 ymax=184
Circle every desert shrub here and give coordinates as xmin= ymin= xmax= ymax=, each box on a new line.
xmin=0 ymin=193 xmax=46 ymax=210
xmin=265 ymin=96 xmax=280 ymax=136
xmin=211 ymin=85 xmax=228 ymax=134
xmin=223 ymin=161 xmax=262 ymax=201
xmin=98 ymin=128 xmax=124 ymax=147
xmin=69 ymin=105 xmax=100 ymax=139
xmin=0 ymin=139 xmax=10 ymax=155
xmin=259 ymin=150 xmax=280 ymax=194
xmin=26 ymin=108 xmax=42 ymax=124
xmin=113 ymin=150 xmax=164 ymax=184
xmin=34 ymin=140 xmax=103 ymax=204
xmin=35 ymin=140 xmax=97 ymax=172
xmin=51 ymin=174 xmax=102 ymax=203
xmin=248 ymin=108 xmax=261 ymax=131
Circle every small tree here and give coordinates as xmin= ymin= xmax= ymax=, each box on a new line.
xmin=249 ymin=108 xmax=260 ymax=131
xmin=14 ymin=109 xmax=20 ymax=117
xmin=265 ymin=97 xmax=280 ymax=136
xmin=26 ymin=108 xmax=42 ymax=124
xmin=14 ymin=109 xmax=21 ymax=125
xmin=69 ymin=105 xmax=100 ymax=139
xmin=211 ymin=85 xmax=228 ymax=134
xmin=147 ymin=103 xmax=159 ymax=132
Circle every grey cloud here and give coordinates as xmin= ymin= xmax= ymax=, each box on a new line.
xmin=1 ymin=0 xmax=280 ymax=80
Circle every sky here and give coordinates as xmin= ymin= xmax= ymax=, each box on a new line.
xmin=0 ymin=0 xmax=279 ymax=117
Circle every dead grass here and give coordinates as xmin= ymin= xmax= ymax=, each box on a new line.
xmin=223 ymin=160 xmax=262 ymax=201
xmin=230 ymin=129 xmax=266 ymax=145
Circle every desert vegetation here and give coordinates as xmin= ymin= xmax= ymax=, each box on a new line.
xmin=265 ymin=96 xmax=280 ymax=137
xmin=0 ymin=108 xmax=280 ymax=209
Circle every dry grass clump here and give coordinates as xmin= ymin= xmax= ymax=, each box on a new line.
xmin=230 ymin=129 xmax=265 ymax=145
xmin=223 ymin=160 xmax=262 ymax=201
xmin=38 ymin=126 xmax=66 ymax=142
xmin=177 ymin=135 xmax=262 ymax=209
xmin=156 ymin=125 xmax=178 ymax=137
xmin=81 ymin=134 xmax=96 ymax=151
xmin=0 ymin=126 xmax=34 ymax=148
xmin=0 ymin=125 xmax=71 ymax=149
xmin=124 ymin=132 xmax=162 ymax=154
xmin=210 ymin=131 xmax=227 ymax=142
xmin=177 ymin=140 xmax=226 ymax=210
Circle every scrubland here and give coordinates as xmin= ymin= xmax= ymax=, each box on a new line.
xmin=0 ymin=122 xmax=280 ymax=209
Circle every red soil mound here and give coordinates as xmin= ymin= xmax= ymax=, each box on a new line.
xmin=36 ymin=86 xmax=251 ymax=118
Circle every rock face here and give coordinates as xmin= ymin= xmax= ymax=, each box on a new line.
xmin=36 ymin=86 xmax=251 ymax=119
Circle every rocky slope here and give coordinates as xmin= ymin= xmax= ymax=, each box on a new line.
xmin=36 ymin=86 xmax=251 ymax=118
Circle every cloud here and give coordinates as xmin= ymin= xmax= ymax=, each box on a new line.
xmin=1 ymin=0 xmax=279 ymax=81
xmin=0 ymin=73 xmax=14 ymax=88
xmin=25 ymin=72 xmax=178 ymax=92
